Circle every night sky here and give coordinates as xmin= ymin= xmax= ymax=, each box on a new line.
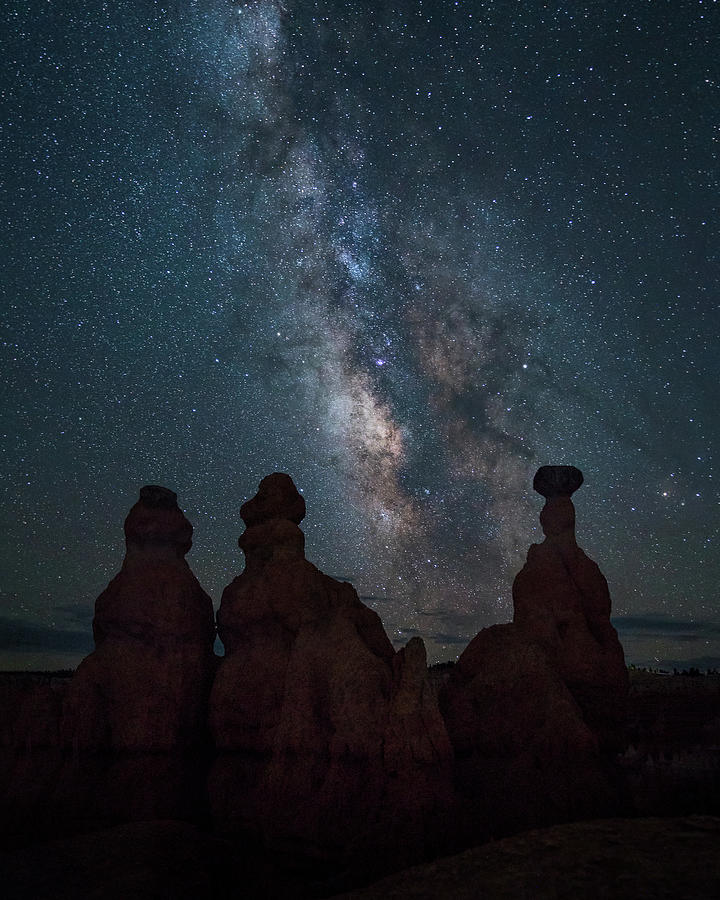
xmin=2 ymin=0 xmax=718 ymax=670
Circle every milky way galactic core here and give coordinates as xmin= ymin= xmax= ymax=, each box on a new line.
xmin=1 ymin=1 xmax=718 ymax=667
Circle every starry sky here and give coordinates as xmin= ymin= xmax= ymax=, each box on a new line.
xmin=1 ymin=0 xmax=718 ymax=670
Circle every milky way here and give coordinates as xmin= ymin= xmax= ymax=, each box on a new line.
xmin=1 ymin=0 xmax=718 ymax=667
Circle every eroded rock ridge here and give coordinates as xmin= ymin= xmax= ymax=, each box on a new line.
xmin=1 ymin=468 xmax=629 ymax=889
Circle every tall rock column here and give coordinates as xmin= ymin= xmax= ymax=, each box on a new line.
xmin=440 ymin=466 xmax=629 ymax=844
xmin=59 ymin=485 xmax=217 ymax=823
xmin=209 ymin=473 xmax=453 ymax=883
xmin=512 ymin=466 xmax=628 ymax=751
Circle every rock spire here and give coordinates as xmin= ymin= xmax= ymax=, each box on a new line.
xmin=513 ymin=465 xmax=628 ymax=750
xmin=63 ymin=485 xmax=216 ymax=753
xmin=209 ymin=473 xmax=453 ymax=878
xmin=440 ymin=466 xmax=629 ymax=841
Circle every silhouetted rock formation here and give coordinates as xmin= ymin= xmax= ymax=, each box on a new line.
xmin=209 ymin=473 xmax=453 ymax=881
xmin=513 ymin=465 xmax=628 ymax=751
xmin=2 ymin=487 xmax=218 ymax=841
xmin=46 ymin=487 xmax=216 ymax=830
xmin=63 ymin=485 xmax=216 ymax=753
xmin=1 ymin=468 xmax=650 ymax=895
xmin=440 ymin=466 xmax=628 ymax=841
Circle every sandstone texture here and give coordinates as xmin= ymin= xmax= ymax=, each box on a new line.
xmin=62 ymin=485 xmax=216 ymax=753
xmin=1 ymin=487 xmax=217 ymax=839
xmin=512 ymin=466 xmax=628 ymax=751
xmin=440 ymin=624 xmax=614 ymax=840
xmin=209 ymin=473 xmax=453 ymax=876
xmin=440 ymin=467 xmax=629 ymax=840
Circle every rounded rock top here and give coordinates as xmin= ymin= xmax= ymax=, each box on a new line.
xmin=533 ymin=465 xmax=584 ymax=498
xmin=240 ymin=472 xmax=306 ymax=526
xmin=139 ymin=485 xmax=180 ymax=509
xmin=124 ymin=485 xmax=193 ymax=555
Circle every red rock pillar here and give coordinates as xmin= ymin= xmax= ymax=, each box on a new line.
xmin=208 ymin=473 xmax=454 ymax=879
xmin=513 ymin=466 xmax=628 ymax=752
xmin=59 ymin=485 xmax=216 ymax=824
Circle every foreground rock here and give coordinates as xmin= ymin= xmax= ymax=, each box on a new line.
xmin=209 ymin=473 xmax=453 ymax=883
xmin=332 ymin=815 xmax=720 ymax=900
xmin=4 ymin=815 xmax=720 ymax=899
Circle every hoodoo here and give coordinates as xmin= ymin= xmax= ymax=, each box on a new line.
xmin=513 ymin=465 xmax=628 ymax=751
xmin=63 ymin=485 xmax=216 ymax=752
xmin=208 ymin=473 xmax=453 ymax=879
xmin=440 ymin=466 xmax=628 ymax=840
xmin=59 ymin=485 xmax=216 ymax=823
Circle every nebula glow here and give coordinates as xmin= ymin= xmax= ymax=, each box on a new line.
xmin=1 ymin=0 xmax=717 ymax=668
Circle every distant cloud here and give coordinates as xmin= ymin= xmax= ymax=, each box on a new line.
xmin=358 ymin=594 xmax=394 ymax=605
xmin=53 ymin=603 xmax=94 ymax=626
xmin=391 ymin=625 xmax=470 ymax=649
xmin=613 ymin=615 xmax=720 ymax=670
xmin=0 ymin=615 xmax=93 ymax=655
xmin=613 ymin=615 xmax=720 ymax=642
xmin=427 ymin=631 xmax=468 ymax=646
xmin=655 ymin=657 xmax=720 ymax=672
xmin=395 ymin=626 xmax=422 ymax=639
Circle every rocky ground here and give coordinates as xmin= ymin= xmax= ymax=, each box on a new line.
xmin=3 ymin=815 xmax=719 ymax=899
xmin=334 ymin=815 xmax=720 ymax=900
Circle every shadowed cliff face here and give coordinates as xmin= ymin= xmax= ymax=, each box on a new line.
xmin=39 ymin=487 xmax=218 ymax=831
xmin=209 ymin=473 xmax=454 ymax=878
xmin=0 ymin=487 xmax=219 ymax=841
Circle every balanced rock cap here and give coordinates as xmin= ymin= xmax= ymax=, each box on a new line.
xmin=533 ymin=465 xmax=584 ymax=498
xmin=240 ymin=472 xmax=306 ymax=527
